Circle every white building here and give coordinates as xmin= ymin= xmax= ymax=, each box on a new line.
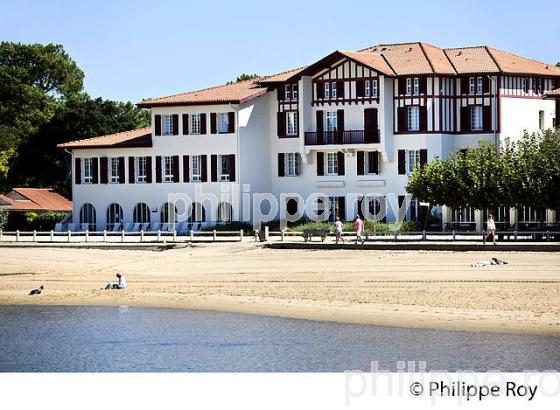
xmin=58 ymin=42 xmax=560 ymax=231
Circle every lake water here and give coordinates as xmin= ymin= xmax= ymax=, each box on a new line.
xmin=0 ymin=305 xmax=558 ymax=372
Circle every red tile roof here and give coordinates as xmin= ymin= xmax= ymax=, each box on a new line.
xmin=258 ymin=66 xmax=308 ymax=83
xmin=0 ymin=188 xmax=72 ymax=212
xmin=137 ymin=79 xmax=269 ymax=108
xmin=544 ymin=87 xmax=560 ymax=98
xmin=57 ymin=127 xmax=152 ymax=149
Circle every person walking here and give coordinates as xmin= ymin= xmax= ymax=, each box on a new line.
xmin=484 ymin=214 xmax=497 ymax=245
xmin=354 ymin=216 xmax=365 ymax=245
xmin=334 ymin=217 xmax=344 ymax=244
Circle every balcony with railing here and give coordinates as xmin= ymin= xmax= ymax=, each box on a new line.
xmin=304 ymin=129 xmax=379 ymax=146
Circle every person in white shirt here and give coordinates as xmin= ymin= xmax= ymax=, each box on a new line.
xmin=484 ymin=214 xmax=497 ymax=245
xmin=105 ymin=273 xmax=126 ymax=290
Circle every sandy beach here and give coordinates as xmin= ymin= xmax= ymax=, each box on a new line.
xmin=0 ymin=243 xmax=559 ymax=335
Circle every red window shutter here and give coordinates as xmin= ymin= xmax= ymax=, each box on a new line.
xmin=398 ymin=78 xmax=406 ymax=95
xmin=364 ymin=108 xmax=379 ymax=143
xmin=338 ymin=196 xmax=346 ymax=221
xmin=336 ymin=109 xmax=344 ymax=144
xmin=461 ymin=77 xmax=469 ymax=95
xmin=461 ymin=106 xmax=470 ymax=132
xmin=356 ymin=80 xmax=364 ymax=98
xmin=155 ymin=156 xmax=162 ymax=183
xmin=483 ymin=106 xmax=492 ymax=131
xmin=337 ymin=81 xmax=344 ymax=99
xmin=357 ymin=151 xmax=364 ymax=175
xmin=210 ymin=155 xmax=217 ymax=182
xmin=74 ymin=158 xmax=81 ymax=184
xmin=316 ymin=110 xmax=324 ymax=144
xmin=99 ymin=157 xmax=108 ymax=184
xmin=398 ymin=106 xmax=407 ymax=132
xmin=316 ymin=152 xmax=324 ymax=176
xmin=228 ymin=112 xmax=235 ymax=133
xmin=278 ymin=153 xmax=285 ymax=177
xmin=182 ymin=114 xmax=189 ymax=135
xmin=420 ymin=149 xmax=428 ymax=166
xmin=155 ymin=115 xmax=161 ymax=136
xmin=398 ymin=150 xmax=406 ymax=175
xmin=316 ymin=82 xmax=324 ymax=99
xmin=337 ymin=151 xmax=345 ymax=176
xmin=483 ymin=77 xmax=490 ymax=93
xmin=145 ymin=157 xmax=152 ymax=183
xmin=200 ymin=113 xmax=207 ymax=134
xmin=372 ymin=151 xmax=379 ymax=174
xmin=183 ymin=155 xmax=189 ymax=182
xmin=128 ymin=157 xmax=135 ymax=184
xmin=118 ymin=157 xmax=126 ymax=183
xmin=210 ymin=113 xmax=217 ymax=134
xmin=420 ymin=105 xmax=428 ymax=131
xmin=277 ymin=112 xmax=286 ymax=137
xmin=172 ymin=155 xmax=180 ymax=182
xmin=229 ymin=154 xmax=236 ymax=181
xmin=200 ymin=155 xmax=207 ymax=182
xmin=91 ymin=158 xmax=99 ymax=184
xmin=172 ymin=114 xmax=179 ymax=135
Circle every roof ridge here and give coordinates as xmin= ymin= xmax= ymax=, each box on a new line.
xmin=418 ymin=42 xmax=435 ymax=74
xmin=484 ymin=46 xmax=503 ymax=72
xmin=444 ymin=45 xmax=487 ymax=51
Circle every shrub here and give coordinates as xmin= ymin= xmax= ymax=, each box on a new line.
xmin=0 ymin=207 xmax=7 ymax=230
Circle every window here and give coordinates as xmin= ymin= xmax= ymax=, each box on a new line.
xmin=372 ymin=79 xmax=378 ymax=97
xmin=189 ymin=202 xmax=205 ymax=222
xmin=533 ymin=78 xmax=543 ymax=94
xmin=106 ymin=203 xmax=123 ymax=230
xmin=469 ymin=77 xmax=475 ymax=94
xmin=160 ymin=202 xmax=178 ymax=224
xmin=191 ymin=155 xmax=201 ymax=182
xmin=365 ymin=152 xmax=378 ymax=175
xmin=365 ymin=80 xmax=371 ymax=97
xmin=164 ymin=156 xmax=173 ymax=182
xmin=477 ymin=77 xmax=483 ymax=94
xmin=324 ymin=82 xmax=330 ymax=99
xmin=133 ymin=203 xmax=150 ymax=224
xmin=470 ymin=106 xmax=483 ymax=131
xmin=413 ymin=77 xmax=420 ymax=94
xmin=285 ymin=84 xmax=291 ymax=100
xmin=408 ymin=198 xmax=420 ymax=222
xmin=218 ymin=113 xmax=229 ymax=133
xmin=331 ymin=82 xmax=337 ymax=99
xmin=407 ymin=150 xmax=420 ymax=175
xmin=292 ymin=84 xmax=298 ymax=100
xmin=286 ymin=153 xmax=298 ymax=176
xmin=286 ymin=112 xmax=298 ymax=136
xmin=518 ymin=206 xmax=544 ymax=223
xmin=135 ymin=157 xmax=147 ymax=183
xmin=110 ymin=158 xmax=119 ymax=183
xmin=162 ymin=114 xmax=173 ymax=135
xmin=407 ymin=106 xmax=420 ymax=131
xmin=286 ymin=198 xmax=299 ymax=217
xmin=326 ymin=152 xmax=338 ymax=175
xmin=191 ymin=114 xmax=201 ymax=134
xmin=325 ymin=111 xmax=337 ymax=132
xmin=79 ymin=203 xmax=96 ymax=231
xmin=328 ymin=196 xmax=340 ymax=222
xmin=217 ymin=202 xmax=232 ymax=224
xmin=539 ymin=110 xmax=545 ymax=129
xmin=453 ymin=208 xmax=475 ymax=223
xmin=83 ymin=158 xmax=93 ymax=184
xmin=406 ymin=78 xmax=412 ymax=95
xmin=522 ymin=78 xmax=528 ymax=93
xmin=219 ymin=155 xmax=230 ymax=181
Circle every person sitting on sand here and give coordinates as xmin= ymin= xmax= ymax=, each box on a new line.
xmin=471 ymin=257 xmax=509 ymax=267
xmin=353 ymin=216 xmax=365 ymax=245
xmin=29 ymin=285 xmax=44 ymax=295
xmin=334 ymin=217 xmax=344 ymax=244
xmin=105 ymin=273 xmax=126 ymax=290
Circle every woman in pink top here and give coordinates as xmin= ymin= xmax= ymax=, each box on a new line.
xmin=334 ymin=217 xmax=344 ymax=244
xmin=354 ymin=216 xmax=365 ymax=245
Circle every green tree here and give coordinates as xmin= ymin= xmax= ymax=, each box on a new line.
xmin=227 ymin=73 xmax=259 ymax=84
xmin=7 ymin=94 xmax=150 ymax=195
xmin=0 ymin=42 xmax=84 ymax=147
xmin=0 ymin=206 xmax=7 ymax=230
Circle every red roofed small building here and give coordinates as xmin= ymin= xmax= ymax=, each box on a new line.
xmin=58 ymin=42 xmax=560 ymax=232
xmin=0 ymin=188 xmax=72 ymax=212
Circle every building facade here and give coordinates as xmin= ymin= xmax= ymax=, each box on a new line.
xmin=59 ymin=42 xmax=560 ymax=231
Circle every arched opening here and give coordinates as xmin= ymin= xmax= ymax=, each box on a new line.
xmin=189 ymin=202 xmax=206 ymax=222
xmin=133 ymin=203 xmax=151 ymax=224
xmin=160 ymin=202 xmax=178 ymax=224
xmin=217 ymin=202 xmax=232 ymax=224
xmin=106 ymin=203 xmax=123 ymax=230
xmin=79 ymin=203 xmax=96 ymax=231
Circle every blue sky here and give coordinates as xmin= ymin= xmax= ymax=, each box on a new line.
xmin=2 ymin=0 xmax=559 ymax=103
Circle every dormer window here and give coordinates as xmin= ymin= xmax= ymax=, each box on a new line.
xmin=406 ymin=78 xmax=412 ymax=95
xmin=285 ymin=84 xmax=291 ymax=100
xmin=469 ymin=77 xmax=476 ymax=94
xmin=372 ymin=79 xmax=378 ymax=97
xmin=413 ymin=78 xmax=420 ymax=94
xmin=477 ymin=77 xmax=484 ymax=94
xmin=324 ymin=82 xmax=330 ymax=99
xmin=365 ymin=80 xmax=371 ymax=97
xmin=331 ymin=82 xmax=337 ymax=99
